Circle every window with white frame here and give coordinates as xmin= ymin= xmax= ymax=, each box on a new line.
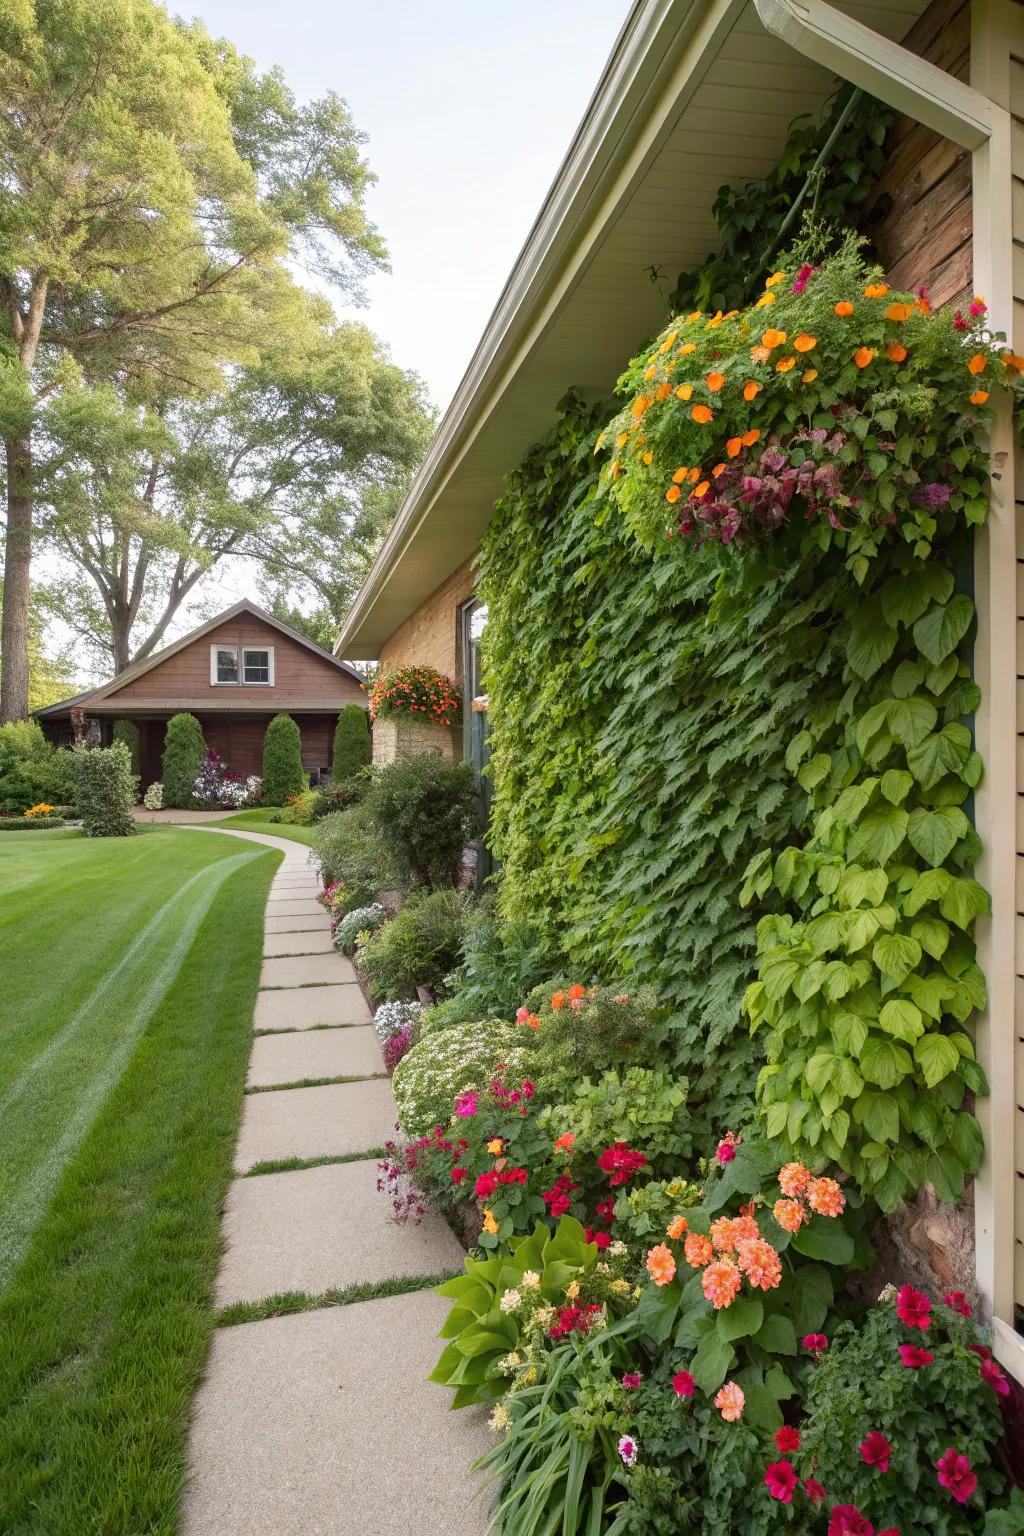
xmin=210 ymin=644 xmax=275 ymax=685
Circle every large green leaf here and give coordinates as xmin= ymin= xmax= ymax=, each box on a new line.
xmin=872 ymin=933 xmax=922 ymax=986
xmin=888 ymin=696 xmax=937 ymax=748
xmin=790 ymin=1218 xmax=855 ymax=1264
xmin=914 ymin=1032 xmax=961 ymax=1088
xmin=906 ymin=724 xmax=971 ymax=789
xmin=907 ymin=806 xmax=969 ymax=867
xmin=848 ymin=805 xmax=908 ymax=864
xmin=860 ymin=1034 xmax=913 ymax=1088
xmin=690 ymin=1329 xmax=736 ymax=1395
xmin=878 ymin=997 xmax=925 ymax=1042
xmin=912 ymin=594 xmax=974 ymax=665
xmin=754 ymin=1312 xmax=798 ymax=1355
xmin=717 ymin=1295 xmax=764 ymax=1342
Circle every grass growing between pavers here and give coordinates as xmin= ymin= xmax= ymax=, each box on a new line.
xmin=0 ymin=826 xmax=277 ymax=1535
xmin=242 ymin=1148 xmax=388 ymax=1176
xmin=244 ymin=1072 xmax=387 ymax=1094
xmin=195 ymin=809 xmax=318 ymax=847
xmin=214 ymin=1269 xmax=461 ymax=1328
xmin=252 ymin=1021 xmax=365 ymax=1036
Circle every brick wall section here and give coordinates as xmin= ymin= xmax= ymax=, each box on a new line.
xmin=376 ymin=561 xmax=475 ymax=680
xmin=867 ymin=0 xmax=973 ymax=311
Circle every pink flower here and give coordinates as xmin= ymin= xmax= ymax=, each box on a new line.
xmin=515 ymin=1006 xmax=529 ymax=1022
xmin=969 ymin=1343 xmax=991 ymax=1361
xmin=716 ymin=1131 xmax=741 ymax=1164
xmin=898 ymin=1344 xmax=934 ymax=1369
xmin=672 ymin=1370 xmax=695 ymax=1398
xmin=779 ymin=1161 xmax=810 ymax=1197
xmin=618 ymin=1434 xmax=638 ymax=1468
xmin=859 ymin=1431 xmax=891 ymax=1473
xmin=952 ymin=311 xmax=969 ymax=331
xmin=802 ymin=1333 xmax=828 ymax=1355
xmin=969 ymin=298 xmax=987 ymax=317
xmin=936 ymin=1448 xmax=977 ymax=1504
xmin=764 ymin=1460 xmax=799 ymax=1503
xmin=942 ymin=1290 xmax=971 ymax=1317
xmin=454 ymin=1092 xmax=478 ymax=1118
xmin=584 ymin=1227 xmax=611 ymax=1250
xmin=804 ymin=1477 xmax=826 ymax=1506
xmin=828 ymin=1505 xmax=874 ymax=1536
xmin=715 ymin=1381 xmax=745 ymax=1421
xmin=980 ymin=1358 xmax=1011 ymax=1397
xmin=895 ymin=1284 xmax=931 ymax=1331
xmin=774 ymin=1426 xmax=800 ymax=1454
xmin=621 ymin=1372 xmax=642 ymax=1390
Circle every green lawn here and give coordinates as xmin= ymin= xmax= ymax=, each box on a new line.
xmin=0 ymin=825 xmax=277 ymax=1534
xmin=198 ymin=808 xmax=317 ymax=846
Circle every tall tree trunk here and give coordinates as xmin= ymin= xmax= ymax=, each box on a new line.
xmin=1 ymin=435 xmax=33 ymax=722
xmin=111 ymin=611 xmax=132 ymax=674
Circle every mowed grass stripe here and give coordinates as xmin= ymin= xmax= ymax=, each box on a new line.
xmin=0 ymin=831 xmax=276 ymax=1535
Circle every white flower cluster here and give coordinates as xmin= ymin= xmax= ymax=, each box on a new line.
xmin=390 ymin=1018 xmax=527 ymax=1139
xmin=143 ymin=781 xmax=163 ymax=810
xmin=372 ymin=999 xmax=422 ymax=1045
xmin=334 ymin=903 xmax=387 ymax=955
xmin=499 ymin=1288 xmax=522 ymax=1314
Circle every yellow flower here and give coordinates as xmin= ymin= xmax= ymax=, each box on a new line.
xmin=754 ymin=291 xmax=777 ymax=308
xmin=487 ymin=1138 xmax=504 ymax=1155
xmin=676 ymin=384 xmax=693 ymax=401
xmin=610 ymin=1279 xmax=630 ymax=1294
xmin=801 ymin=369 xmax=818 ymax=383
xmin=482 ymin=1209 xmax=499 ymax=1236
xmin=643 ymin=364 xmax=657 ymax=380
xmin=641 ymin=449 xmax=654 ymax=465
xmin=685 ymin=310 xmax=702 ymax=323
xmin=658 ymin=331 xmax=678 ymax=353
xmin=677 ymin=342 xmax=696 ymax=356
xmin=615 ymin=431 xmax=628 ymax=449
xmin=565 ymin=1280 xmax=580 ymax=1300
xmin=765 ymin=271 xmax=786 ymax=287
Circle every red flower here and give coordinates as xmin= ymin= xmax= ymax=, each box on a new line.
xmin=980 ymin=1358 xmax=1011 ymax=1397
xmin=584 ymin=1227 xmax=611 ymax=1250
xmin=672 ymin=1370 xmax=695 ymax=1398
xmin=474 ymin=1172 xmax=497 ymax=1198
xmin=621 ymin=1372 xmax=642 ymax=1390
xmin=715 ymin=1131 xmax=741 ymax=1164
xmin=496 ymin=1167 xmax=529 ymax=1185
xmin=450 ymin=1166 xmax=468 ymax=1184
xmin=774 ymin=1426 xmax=801 ymax=1454
xmin=969 ymin=1343 xmax=991 ymax=1361
xmin=802 ymin=1333 xmax=828 ymax=1355
xmin=828 ymin=1505 xmax=874 ymax=1536
xmin=597 ymin=1142 xmax=648 ymax=1186
xmin=804 ymin=1478 xmax=826 ymax=1506
xmin=595 ymin=1196 xmax=616 ymax=1225
xmin=898 ymin=1344 xmax=934 ymax=1369
xmin=541 ymin=1173 xmax=578 ymax=1217
xmin=877 ymin=1529 xmax=901 ymax=1536
xmin=936 ymin=1448 xmax=977 ymax=1504
xmin=764 ymin=1460 xmax=799 ymax=1503
xmin=549 ymin=1303 xmax=601 ymax=1339
xmin=859 ymin=1431 xmax=891 ymax=1473
xmin=895 ymin=1284 xmax=931 ymax=1331
xmin=942 ymin=1290 xmax=971 ymax=1317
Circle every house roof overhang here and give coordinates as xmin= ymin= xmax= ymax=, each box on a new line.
xmin=335 ymin=0 xmax=930 ymax=659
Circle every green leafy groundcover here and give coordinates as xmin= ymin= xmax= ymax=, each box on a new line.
xmin=478 ymin=240 xmax=1022 ymax=1197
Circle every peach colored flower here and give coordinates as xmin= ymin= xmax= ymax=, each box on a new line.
xmin=684 ymin=1231 xmax=713 ymax=1268
xmin=715 ymin=1381 xmax=745 ymax=1421
xmin=750 ymin=344 xmax=771 ymax=363
xmin=807 ymin=1176 xmax=845 ymax=1217
xmin=703 ymin=1258 xmax=743 ymax=1309
xmin=646 ymin=1243 xmax=677 ymax=1287
xmin=691 ymin=404 xmax=713 ymax=425
xmin=710 ymin=1214 xmax=760 ymax=1253
xmin=737 ymin=1238 xmax=783 ymax=1291
xmin=706 ymin=371 xmax=726 ymax=392
xmin=778 ymin=1162 xmax=810 ymax=1198
xmin=773 ymin=1198 xmax=807 ymax=1233
xmin=970 ymin=389 xmax=990 ymax=405
xmin=666 ymin=1214 xmax=689 ymax=1240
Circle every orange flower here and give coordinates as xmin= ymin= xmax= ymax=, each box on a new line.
xmin=685 ymin=310 xmax=702 ymax=323
xmin=712 ymin=462 xmax=726 ymax=478
xmin=853 ymin=347 xmax=874 ymax=368
xmin=655 ymin=382 xmax=672 ymax=400
xmin=969 ymin=389 xmax=989 ymax=405
xmin=687 ymin=467 xmax=701 ymax=483
xmin=761 ymin=328 xmax=787 ymax=349
xmin=691 ymin=480 xmax=710 ymax=498
xmin=487 ymin=1138 xmax=504 ymax=1155
xmin=684 ymin=1231 xmax=713 ymax=1268
xmin=550 ymin=991 xmax=566 ymax=1010
xmin=482 ymin=1209 xmax=499 ymax=1236
xmin=672 ymin=466 xmax=689 ymax=483
xmin=710 ymin=1214 xmax=760 ymax=1253
xmin=658 ymin=331 xmax=678 ymax=353
xmin=691 ymin=404 xmax=713 ymax=424
xmin=726 ymin=436 xmax=743 ymax=458
xmin=666 ymin=1214 xmax=689 ymax=1240
xmin=886 ymin=342 xmax=907 ymax=362
xmin=567 ymin=984 xmax=586 ymax=1001
xmin=916 ymin=295 xmax=931 ymax=315
xmin=765 ymin=270 xmax=786 ymax=288
xmin=776 ymin=356 xmax=796 ymax=373
xmin=665 ymin=485 xmax=682 ymax=504
xmin=641 ymin=449 xmax=654 ymax=465
xmin=885 ymin=301 xmax=913 ymax=322
xmin=736 ymin=1238 xmax=782 ymax=1291
xmin=742 ymin=380 xmax=761 ymax=401
xmin=615 ymin=431 xmax=628 ymax=449
xmin=834 ymin=301 xmax=854 ymax=317
xmin=773 ymin=1198 xmax=807 ymax=1233
xmin=778 ymin=1162 xmax=810 ymax=1198
xmin=525 ymin=1014 xmax=540 ymax=1029
xmin=807 ymin=1177 xmax=845 ymax=1217
xmin=702 ymin=1258 xmax=742 ymax=1309
xmin=678 ymin=342 xmax=696 ymax=356
xmin=750 ymin=345 xmax=771 ymax=363
xmin=646 ymin=1243 xmax=677 ymax=1287
xmin=754 ymin=291 xmax=777 ymax=308
xmin=715 ymin=1381 xmax=745 ymax=1422
xmin=706 ymin=371 xmax=726 ymax=392
xmin=553 ymin=1132 xmax=575 ymax=1152
xmin=794 ymin=333 xmax=817 ymax=352
xmin=1003 ymin=352 xmax=1024 ymax=373
xmin=801 ymin=369 xmax=818 ymax=383
xmin=741 ymin=428 xmax=760 ymax=447
xmin=864 ymin=282 xmax=890 ymax=298
xmin=643 ymin=364 xmax=657 ymax=380
xmin=630 ymin=394 xmax=651 ymax=419
xmin=967 ymin=352 xmax=987 ymax=375
xmin=676 ymin=384 xmax=693 ymax=401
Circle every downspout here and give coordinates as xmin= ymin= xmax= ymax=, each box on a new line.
xmin=754 ymin=0 xmax=1020 ymax=1378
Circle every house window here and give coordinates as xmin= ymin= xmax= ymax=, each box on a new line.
xmin=210 ymin=644 xmax=275 ymax=685
xmin=243 ymin=648 xmax=273 ymax=684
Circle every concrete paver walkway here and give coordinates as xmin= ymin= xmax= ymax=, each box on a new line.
xmin=180 ymin=826 xmax=488 ymax=1535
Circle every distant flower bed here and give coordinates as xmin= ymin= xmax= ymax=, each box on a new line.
xmin=369 ymin=664 xmax=461 ymax=728
xmin=192 ymin=749 xmax=261 ymax=810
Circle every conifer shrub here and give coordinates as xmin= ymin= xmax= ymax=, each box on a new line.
xmin=261 ymin=712 xmax=306 ymax=806
xmin=112 ymin=719 xmax=140 ymax=782
xmin=161 ymin=713 xmax=206 ymax=809
xmin=332 ymin=705 xmax=371 ymax=782
xmin=74 ymin=742 xmax=136 ymax=837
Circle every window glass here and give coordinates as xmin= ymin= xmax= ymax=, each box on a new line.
xmin=243 ymin=648 xmax=271 ymax=684
xmin=216 ymin=648 xmax=239 ymax=683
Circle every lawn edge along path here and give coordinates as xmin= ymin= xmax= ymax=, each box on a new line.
xmin=179 ymin=827 xmax=491 ymax=1536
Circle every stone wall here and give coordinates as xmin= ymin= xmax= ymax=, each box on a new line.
xmin=372 ymin=716 xmax=455 ymax=767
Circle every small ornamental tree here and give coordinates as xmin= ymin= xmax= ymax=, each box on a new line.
xmin=332 ymin=704 xmax=371 ymax=781
xmin=366 ymin=753 xmax=478 ymax=888
xmin=369 ymin=665 xmax=461 ymax=727
xmin=112 ymin=719 xmax=140 ymax=782
xmin=162 ymin=713 xmax=206 ymax=809
xmin=262 ymin=713 xmax=305 ymax=805
xmin=74 ymin=741 xmax=136 ymax=836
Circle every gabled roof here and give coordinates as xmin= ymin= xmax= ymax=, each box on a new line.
xmin=34 ymin=599 xmax=365 ymax=718
xmin=335 ymin=0 xmax=928 ymax=658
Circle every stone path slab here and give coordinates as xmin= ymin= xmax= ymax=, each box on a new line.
xmin=259 ymin=953 xmax=356 ymax=989
xmin=253 ymin=984 xmax=369 ymax=1032
xmin=264 ymin=913 xmax=330 ymax=934
xmin=215 ymin=1162 xmax=464 ymax=1306
xmin=246 ymin=1026 xmax=383 ymax=1088
xmin=234 ymin=1078 xmax=396 ymax=1170
xmin=262 ymin=929 xmax=336 ymax=957
xmin=264 ymin=898 xmax=324 ymax=917
xmin=181 ymin=1292 xmax=489 ymax=1536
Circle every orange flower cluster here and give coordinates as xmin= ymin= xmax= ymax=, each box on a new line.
xmin=775 ymin=1162 xmax=845 ymax=1222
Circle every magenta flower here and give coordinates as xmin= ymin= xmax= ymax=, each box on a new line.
xmin=454 ymin=1091 xmax=478 ymax=1118
xmin=936 ymin=1448 xmax=977 ymax=1504
xmin=802 ymin=1333 xmax=828 ymax=1356
xmin=672 ymin=1370 xmax=695 ymax=1398
xmin=898 ymin=1344 xmax=934 ymax=1369
xmin=621 ymin=1372 xmax=642 ymax=1390
xmin=980 ymin=1357 xmax=1010 ymax=1397
xmin=764 ymin=1460 xmax=799 ymax=1503
xmin=618 ymin=1434 xmax=638 ymax=1468
xmin=942 ymin=1290 xmax=971 ymax=1317
xmin=895 ymin=1284 xmax=931 ymax=1331
xmin=828 ymin=1506 xmax=874 ymax=1536
xmin=859 ymin=1431 xmax=891 ymax=1473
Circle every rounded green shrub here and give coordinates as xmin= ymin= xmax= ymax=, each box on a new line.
xmin=161 ymin=713 xmax=205 ymax=809
xmin=74 ymin=741 xmax=136 ymax=837
xmin=365 ymin=753 xmax=478 ymax=889
xmin=332 ymin=705 xmax=371 ymax=782
xmin=391 ymin=1015 xmax=526 ymax=1138
xmin=313 ymin=802 xmax=398 ymax=906
xmin=112 ymin=719 xmax=140 ymax=782
xmin=358 ymin=887 xmax=468 ymax=1000
xmin=261 ymin=712 xmax=305 ymax=806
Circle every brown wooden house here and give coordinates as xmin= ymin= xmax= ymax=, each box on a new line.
xmin=35 ymin=600 xmax=367 ymax=788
